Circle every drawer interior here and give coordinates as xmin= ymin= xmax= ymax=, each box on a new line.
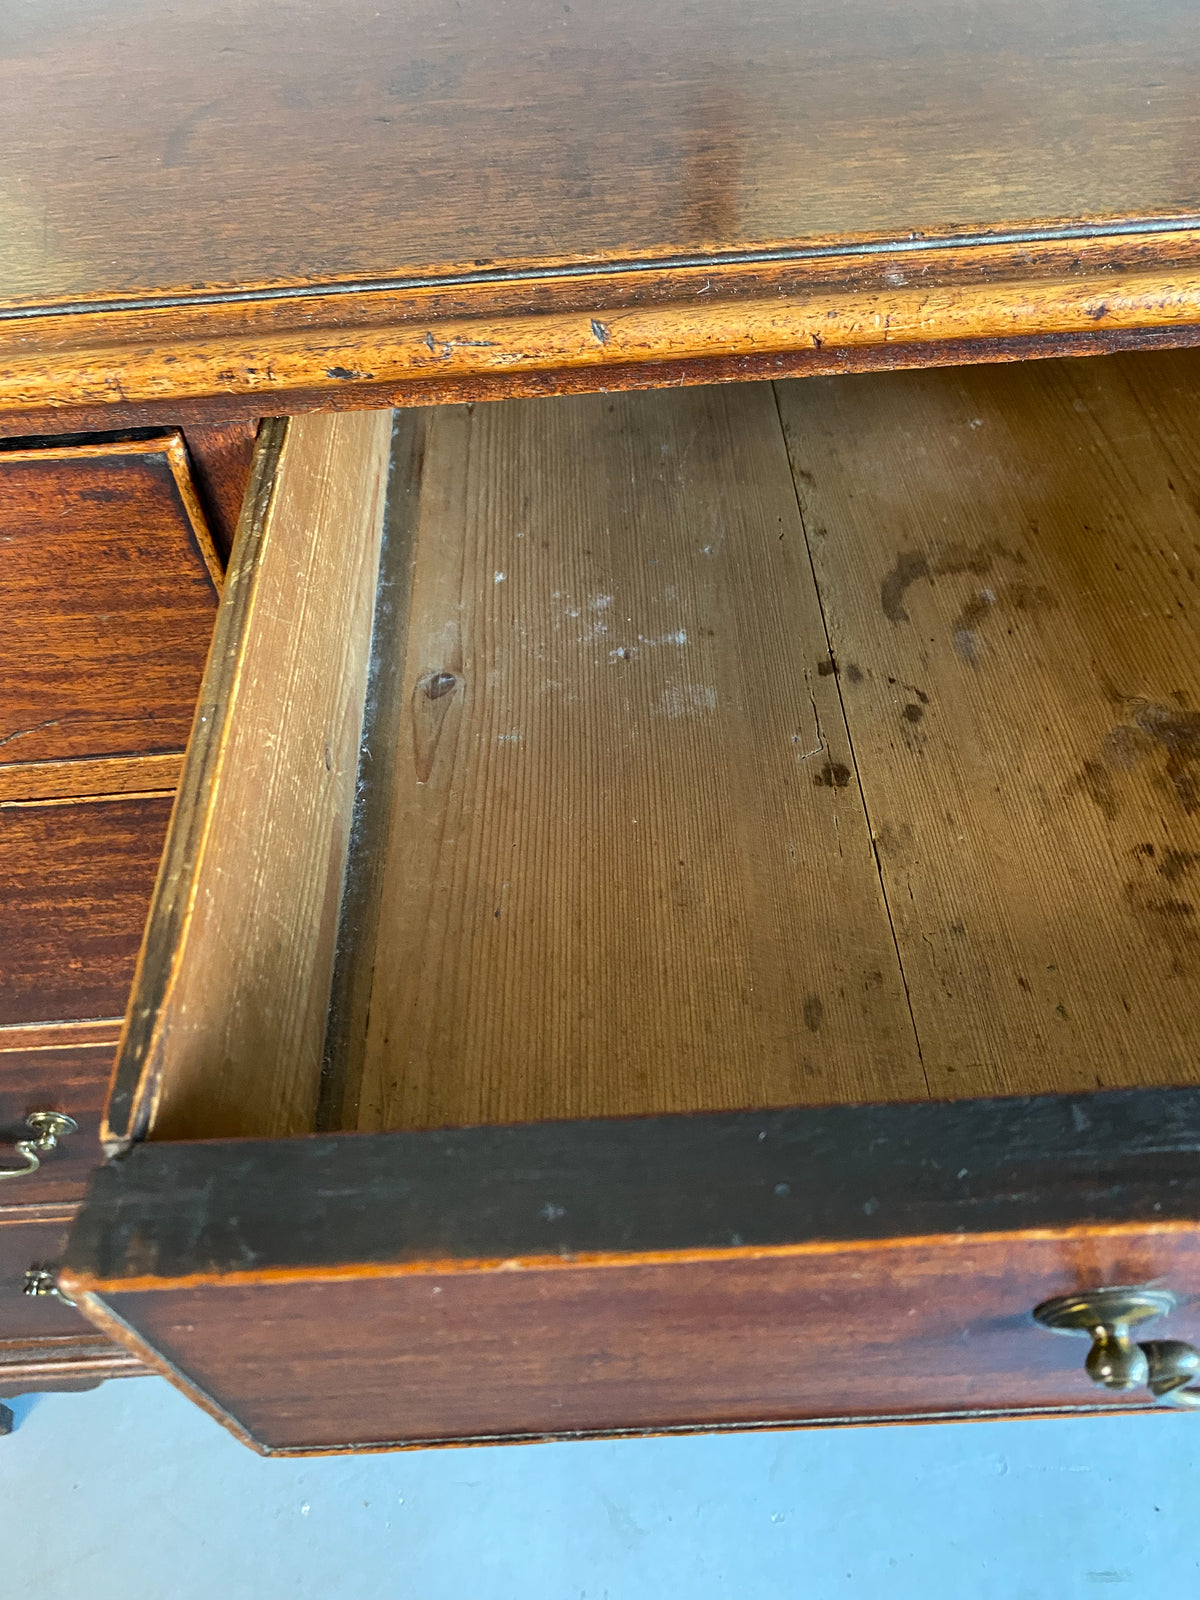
xmin=106 ymin=351 xmax=1200 ymax=1149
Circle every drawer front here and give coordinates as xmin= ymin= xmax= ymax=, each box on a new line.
xmin=0 ymin=796 xmax=176 ymax=1028
xmin=0 ymin=1041 xmax=116 ymax=1202
xmin=0 ymin=1212 xmax=93 ymax=1341
xmin=61 ymin=1094 xmax=1200 ymax=1452
xmin=94 ymin=1235 xmax=1199 ymax=1451
xmin=0 ymin=435 xmax=220 ymax=769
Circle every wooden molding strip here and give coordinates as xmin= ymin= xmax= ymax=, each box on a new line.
xmin=0 ymin=753 xmax=185 ymax=805
xmin=0 ymin=1334 xmax=147 ymax=1395
xmin=4 ymin=229 xmax=1200 ymax=415
xmin=0 ymin=1201 xmax=81 ymax=1225
xmin=0 ymin=1018 xmax=123 ymax=1052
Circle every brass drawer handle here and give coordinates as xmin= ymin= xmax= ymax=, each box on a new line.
xmin=1035 ymin=1288 xmax=1200 ymax=1410
xmin=22 ymin=1267 xmax=76 ymax=1308
xmin=0 ymin=1111 xmax=78 ymax=1181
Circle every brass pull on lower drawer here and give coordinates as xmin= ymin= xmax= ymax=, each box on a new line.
xmin=22 ymin=1266 xmax=76 ymax=1308
xmin=0 ymin=1111 xmax=78 ymax=1181
xmin=1034 ymin=1288 xmax=1200 ymax=1410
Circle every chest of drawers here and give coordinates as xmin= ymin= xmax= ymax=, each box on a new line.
xmin=4 ymin=0 xmax=1200 ymax=1447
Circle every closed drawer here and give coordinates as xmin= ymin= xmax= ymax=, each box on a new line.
xmin=0 ymin=433 xmax=221 ymax=1047
xmin=0 ymin=1211 xmax=95 ymax=1341
xmin=0 ymin=1037 xmax=117 ymax=1203
xmin=64 ymin=352 xmax=1200 ymax=1452
xmin=0 ymin=796 xmax=176 ymax=1028
xmin=0 ymin=434 xmax=221 ymax=772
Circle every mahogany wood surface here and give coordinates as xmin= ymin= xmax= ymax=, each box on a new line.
xmin=4 ymin=2 xmax=1200 ymax=415
xmin=0 ymin=798 xmax=175 ymax=1029
xmin=62 ymin=1089 xmax=1200 ymax=1450
xmin=183 ymin=421 xmax=261 ymax=561
xmin=0 ymin=436 xmax=221 ymax=763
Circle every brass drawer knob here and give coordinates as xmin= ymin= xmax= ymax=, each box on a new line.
xmin=0 ymin=1111 xmax=78 ymax=1181
xmin=22 ymin=1266 xmax=76 ymax=1307
xmin=1035 ymin=1287 xmax=1200 ymax=1410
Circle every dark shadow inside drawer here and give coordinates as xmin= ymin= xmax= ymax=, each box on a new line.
xmin=103 ymin=352 xmax=1200 ymax=1151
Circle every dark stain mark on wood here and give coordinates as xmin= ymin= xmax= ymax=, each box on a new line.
xmin=902 ymin=702 xmax=924 ymax=723
xmin=1077 ymin=759 xmax=1119 ymax=822
xmin=883 ymin=543 xmax=1039 ymax=648
xmin=952 ymin=581 xmax=1055 ymax=663
xmin=802 ymin=995 xmax=823 ymax=1033
xmin=162 ymin=100 xmax=222 ymax=168
xmin=845 ymin=663 xmax=863 ymax=684
xmin=880 ymin=552 xmax=930 ymax=624
xmin=1129 ymin=701 xmax=1200 ymax=813
xmin=813 ymin=761 xmax=851 ymax=789
xmin=1102 ymin=724 xmax=1157 ymax=769
xmin=817 ymin=657 xmax=837 ymax=676
xmin=327 ymin=367 xmax=368 ymax=381
xmin=1123 ymin=878 xmax=1200 ymax=966
xmin=1158 ymin=848 xmax=1200 ymax=883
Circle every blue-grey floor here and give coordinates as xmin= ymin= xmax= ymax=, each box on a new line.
xmin=2 ymin=1378 xmax=1197 ymax=1598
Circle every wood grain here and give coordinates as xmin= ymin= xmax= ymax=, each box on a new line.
xmin=11 ymin=0 xmax=1200 ymax=307
xmin=0 ymin=796 xmax=175 ymax=1028
xmin=776 ymin=353 xmax=1200 ymax=1097
xmin=61 ymin=1089 xmax=1200 ymax=1450
xmin=75 ymin=1233 xmax=1197 ymax=1451
xmin=0 ymin=435 xmax=220 ymax=764
xmin=106 ymin=412 xmax=393 ymax=1152
xmin=350 ymin=386 xmax=922 ymax=1130
xmin=4 ymin=1 xmax=1200 ymax=409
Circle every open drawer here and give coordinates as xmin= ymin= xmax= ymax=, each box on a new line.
xmin=62 ymin=352 xmax=1200 ymax=1453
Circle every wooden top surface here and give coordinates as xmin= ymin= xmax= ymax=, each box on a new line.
xmin=8 ymin=0 xmax=1200 ymax=415
xmin=8 ymin=0 xmax=1200 ymax=306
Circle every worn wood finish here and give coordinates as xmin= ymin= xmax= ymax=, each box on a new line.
xmin=105 ymin=412 xmax=393 ymax=1152
xmin=5 ymin=324 xmax=1200 ymax=445
xmin=776 ymin=352 xmax=1200 ymax=1098
xmin=0 ymin=436 xmax=220 ymax=764
xmin=350 ymin=386 xmax=921 ymax=1129
xmin=0 ymin=1043 xmax=117 ymax=1203
xmin=5 ymin=2 xmax=1200 ymax=411
xmin=6 ymin=236 xmax=1200 ymax=421
xmin=0 ymin=797 xmax=175 ymax=1028
xmin=62 ymin=1089 xmax=1200 ymax=1450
